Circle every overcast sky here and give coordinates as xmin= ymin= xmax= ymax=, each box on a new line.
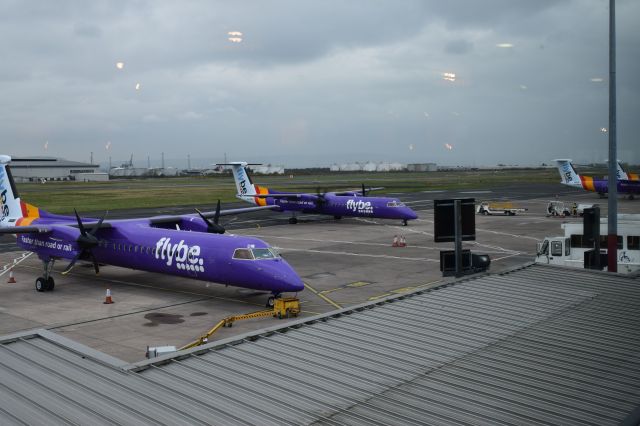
xmin=1 ymin=0 xmax=638 ymax=168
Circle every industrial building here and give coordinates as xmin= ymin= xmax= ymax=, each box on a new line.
xmin=329 ymin=161 xmax=407 ymax=172
xmin=407 ymin=163 xmax=438 ymax=172
xmin=8 ymin=157 xmax=104 ymax=182
xmin=1 ymin=264 xmax=638 ymax=425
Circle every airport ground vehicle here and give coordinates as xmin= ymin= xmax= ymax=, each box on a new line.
xmin=476 ymin=202 xmax=527 ymax=216
xmin=534 ymin=214 xmax=640 ymax=274
xmin=546 ymin=201 xmax=593 ymax=217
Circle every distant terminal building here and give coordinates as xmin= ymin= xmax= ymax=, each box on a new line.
xmin=329 ymin=161 xmax=407 ymax=172
xmin=248 ymin=165 xmax=285 ymax=175
xmin=407 ymin=163 xmax=437 ymax=172
xmin=9 ymin=157 xmax=105 ymax=182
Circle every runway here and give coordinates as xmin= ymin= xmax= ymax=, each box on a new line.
xmin=0 ymin=182 xmax=636 ymax=362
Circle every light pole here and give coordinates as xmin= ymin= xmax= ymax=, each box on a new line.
xmin=607 ymin=0 xmax=618 ymax=272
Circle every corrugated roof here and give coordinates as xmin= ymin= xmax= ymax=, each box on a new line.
xmin=1 ymin=264 xmax=639 ymax=425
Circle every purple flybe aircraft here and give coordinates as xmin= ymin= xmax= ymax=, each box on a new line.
xmin=0 ymin=155 xmax=303 ymax=305
xmin=555 ymin=159 xmax=640 ymax=199
xmin=220 ymin=162 xmax=419 ymax=225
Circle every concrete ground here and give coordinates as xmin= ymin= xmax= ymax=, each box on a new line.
xmin=0 ymin=183 xmax=636 ymax=362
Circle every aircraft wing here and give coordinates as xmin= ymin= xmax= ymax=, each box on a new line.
xmin=149 ymin=204 xmax=279 ymax=225
xmin=333 ymin=187 xmax=385 ymax=196
xmin=249 ymin=193 xmax=315 ymax=200
xmin=0 ymin=225 xmax=52 ymax=234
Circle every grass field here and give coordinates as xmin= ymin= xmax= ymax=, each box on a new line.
xmin=16 ymin=168 xmax=565 ymax=214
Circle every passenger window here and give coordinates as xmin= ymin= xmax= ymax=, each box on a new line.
xmin=571 ymin=234 xmax=593 ymax=249
xmin=551 ymin=241 xmax=563 ymax=256
xmin=600 ymin=235 xmax=623 ymax=249
xmin=233 ymin=248 xmax=254 ymax=260
xmin=628 ymin=236 xmax=640 ymax=250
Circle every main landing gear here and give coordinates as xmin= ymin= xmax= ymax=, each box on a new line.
xmin=402 ymin=219 xmax=408 ymax=226
xmin=35 ymin=259 xmax=55 ymax=292
xmin=288 ymin=214 xmax=298 ymax=224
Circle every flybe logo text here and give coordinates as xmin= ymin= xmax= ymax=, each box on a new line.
xmin=235 ymin=169 xmax=250 ymax=195
xmin=155 ymin=238 xmax=205 ymax=272
xmin=1 ymin=189 xmax=9 ymax=221
xmin=561 ymin=164 xmax=575 ymax=183
xmin=346 ymin=199 xmax=374 ymax=214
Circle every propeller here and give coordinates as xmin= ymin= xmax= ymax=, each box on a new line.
xmin=361 ymin=183 xmax=367 ymax=197
xmin=62 ymin=209 xmax=107 ymax=275
xmin=315 ymin=187 xmax=328 ymax=207
xmin=195 ymin=200 xmax=226 ymax=234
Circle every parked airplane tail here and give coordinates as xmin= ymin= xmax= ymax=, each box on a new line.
xmin=616 ymin=161 xmax=639 ymax=181
xmin=0 ymin=155 xmax=50 ymax=227
xmin=554 ymin=159 xmax=583 ymax=187
xmin=218 ymin=162 xmax=271 ymax=205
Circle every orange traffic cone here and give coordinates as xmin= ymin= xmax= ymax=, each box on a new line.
xmin=103 ymin=288 xmax=114 ymax=304
xmin=392 ymin=235 xmax=399 ymax=247
xmin=7 ymin=268 xmax=16 ymax=283
xmin=399 ymin=235 xmax=407 ymax=247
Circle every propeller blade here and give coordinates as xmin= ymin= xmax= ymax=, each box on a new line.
xmin=89 ymin=252 xmax=100 ymax=275
xmin=89 ymin=211 xmax=108 ymax=236
xmin=195 ymin=208 xmax=225 ymax=234
xmin=362 ymin=183 xmax=366 ymax=197
xmin=61 ymin=252 xmax=82 ymax=275
xmin=74 ymin=209 xmax=88 ymax=237
xmin=214 ymin=200 xmax=221 ymax=224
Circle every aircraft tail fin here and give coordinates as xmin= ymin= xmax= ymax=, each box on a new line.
xmin=218 ymin=162 xmax=262 ymax=204
xmin=554 ymin=159 xmax=583 ymax=187
xmin=0 ymin=155 xmax=40 ymax=227
xmin=616 ymin=160 xmax=630 ymax=180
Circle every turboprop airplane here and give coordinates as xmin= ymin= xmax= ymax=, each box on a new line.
xmin=0 ymin=155 xmax=303 ymax=305
xmin=219 ymin=162 xmax=418 ymax=225
xmin=554 ymin=159 xmax=640 ymax=199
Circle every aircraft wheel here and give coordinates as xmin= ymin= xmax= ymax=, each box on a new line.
xmin=288 ymin=217 xmax=298 ymax=225
xmin=46 ymin=277 xmax=55 ymax=291
xmin=334 ymin=215 xmax=342 ymax=220
xmin=35 ymin=277 xmax=47 ymax=292
xmin=481 ymin=210 xmax=487 ymax=216
xmin=266 ymin=296 xmax=275 ymax=308
xmin=402 ymin=219 xmax=408 ymax=226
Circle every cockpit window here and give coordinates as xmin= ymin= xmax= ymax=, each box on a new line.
xmin=252 ymin=248 xmax=276 ymax=259
xmin=387 ymin=201 xmax=406 ymax=208
xmin=233 ymin=248 xmax=254 ymax=260
xmin=233 ymin=247 xmax=280 ymax=260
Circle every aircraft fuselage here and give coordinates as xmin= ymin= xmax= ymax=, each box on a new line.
xmin=16 ymin=217 xmax=304 ymax=293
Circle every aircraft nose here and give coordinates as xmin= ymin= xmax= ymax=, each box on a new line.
xmin=257 ymin=259 xmax=305 ymax=293
xmin=404 ymin=208 xmax=418 ymax=220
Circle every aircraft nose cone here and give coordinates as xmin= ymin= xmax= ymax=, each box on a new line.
xmin=256 ymin=259 xmax=305 ymax=293
xmin=404 ymin=208 xmax=418 ymax=220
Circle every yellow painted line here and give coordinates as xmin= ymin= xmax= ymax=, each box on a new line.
xmin=346 ymin=281 xmax=370 ymax=288
xmin=368 ymin=293 xmax=393 ymax=301
xmin=304 ymin=281 xmax=342 ymax=309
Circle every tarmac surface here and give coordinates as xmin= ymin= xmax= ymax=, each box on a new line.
xmin=0 ymin=183 xmax=636 ymax=362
